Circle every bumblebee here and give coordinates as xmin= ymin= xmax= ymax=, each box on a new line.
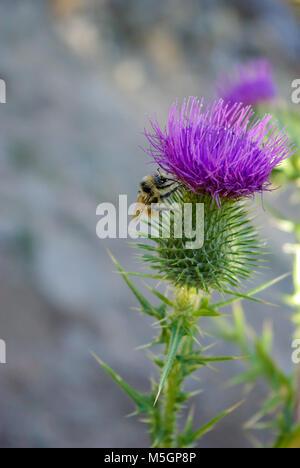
xmin=134 ymin=170 xmax=179 ymax=218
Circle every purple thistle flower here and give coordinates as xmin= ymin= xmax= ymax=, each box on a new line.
xmin=217 ymin=59 xmax=276 ymax=106
xmin=144 ymin=98 xmax=294 ymax=203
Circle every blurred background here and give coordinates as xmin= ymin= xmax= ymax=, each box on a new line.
xmin=0 ymin=0 xmax=300 ymax=448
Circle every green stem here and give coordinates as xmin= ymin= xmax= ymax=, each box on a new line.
xmin=161 ymin=360 xmax=181 ymax=447
xmin=157 ymin=287 xmax=199 ymax=448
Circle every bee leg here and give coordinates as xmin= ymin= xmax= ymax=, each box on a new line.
xmin=160 ymin=182 xmax=178 ymax=189
xmin=160 ymin=186 xmax=179 ymax=199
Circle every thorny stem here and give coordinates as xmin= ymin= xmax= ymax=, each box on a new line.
xmin=161 ymin=360 xmax=181 ymax=447
xmin=157 ymin=287 xmax=199 ymax=448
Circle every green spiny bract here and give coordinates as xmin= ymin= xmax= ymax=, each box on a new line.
xmin=138 ymin=189 xmax=262 ymax=292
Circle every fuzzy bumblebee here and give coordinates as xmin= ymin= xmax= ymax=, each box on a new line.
xmin=134 ymin=170 xmax=179 ymax=218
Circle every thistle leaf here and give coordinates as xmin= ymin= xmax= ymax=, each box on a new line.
xmin=177 ymin=390 xmax=203 ymax=403
xmin=177 ymin=352 xmax=245 ymax=365
xmin=214 ymin=273 xmax=290 ymax=309
xmin=146 ymin=286 xmax=175 ymax=308
xmin=275 ymin=424 xmax=300 ymax=449
xmin=91 ymin=352 xmax=152 ymax=413
xmin=178 ymin=406 xmax=195 ymax=447
xmin=193 ymin=307 xmax=222 ymax=317
xmin=217 ymin=289 xmax=276 ymax=307
xmin=194 ymin=355 xmax=245 ymax=363
xmin=119 ymin=271 xmax=165 ymax=280
xmin=154 ymin=320 xmax=186 ymax=405
xmin=178 ymin=401 xmax=244 ymax=447
xmin=228 ymin=370 xmax=260 ymax=386
xmin=107 ymin=250 xmax=164 ymax=318
xmin=254 ymin=340 xmax=291 ymax=388
xmin=244 ymin=395 xmax=283 ymax=430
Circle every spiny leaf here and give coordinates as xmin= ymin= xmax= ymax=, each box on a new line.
xmin=254 ymin=340 xmax=291 ymax=388
xmin=154 ymin=320 xmax=186 ymax=405
xmin=244 ymin=395 xmax=283 ymax=430
xmin=214 ymin=273 xmax=290 ymax=309
xmin=193 ymin=355 xmax=245 ymax=363
xmin=193 ymin=298 xmax=223 ymax=317
xmin=260 ymin=321 xmax=273 ymax=353
xmin=193 ymin=307 xmax=223 ymax=317
xmin=177 ymin=406 xmax=195 ymax=447
xmin=135 ymin=339 xmax=164 ymax=351
xmin=91 ymin=352 xmax=152 ymax=413
xmin=232 ymin=304 xmax=250 ymax=353
xmin=243 ymin=273 xmax=291 ymax=296
xmin=146 ymin=285 xmax=175 ymax=307
xmin=274 ymin=424 xmax=300 ymax=448
xmin=217 ymin=289 xmax=276 ymax=307
xmin=177 ymin=390 xmax=203 ymax=403
xmin=107 ymin=250 xmax=163 ymax=318
xmin=177 ymin=353 xmax=245 ymax=365
xmin=178 ymin=401 xmax=244 ymax=447
xmin=118 ymin=271 xmax=165 ymax=280
xmin=227 ymin=370 xmax=260 ymax=387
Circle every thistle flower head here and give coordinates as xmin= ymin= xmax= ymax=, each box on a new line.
xmin=216 ymin=59 xmax=276 ymax=106
xmin=139 ymin=97 xmax=295 ymax=292
xmin=144 ymin=98 xmax=294 ymax=204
